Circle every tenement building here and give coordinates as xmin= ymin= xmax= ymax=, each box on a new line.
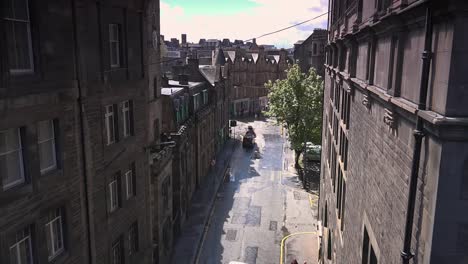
xmin=0 ymin=1 xmax=85 ymax=263
xmin=319 ymin=0 xmax=468 ymax=263
xmin=1 ymin=0 xmax=160 ymax=263
xmin=219 ymin=45 xmax=292 ymax=117
xmin=293 ymin=28 xmax=328 ymax=77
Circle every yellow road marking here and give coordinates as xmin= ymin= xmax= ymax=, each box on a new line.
xmin=309 ymin=195 xmax=314 ymax=208
xmin=280 ymin=231 xmax=316 ymax=264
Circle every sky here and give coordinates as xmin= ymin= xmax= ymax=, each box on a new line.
xmin=161 ymin=0 xmax=329 ymax=49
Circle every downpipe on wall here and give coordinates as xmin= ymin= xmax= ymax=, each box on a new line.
xmin=401 ymin=2 xmax=433 ymax=263
xmin=71 ymin=0 xmax=94 ymax=263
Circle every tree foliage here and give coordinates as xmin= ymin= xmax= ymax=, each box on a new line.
xmin=265 ymin=64 xmax=324 ymax=166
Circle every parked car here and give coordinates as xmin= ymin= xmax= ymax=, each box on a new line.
xmin=304 ymin=142 xmax=321 ymax=162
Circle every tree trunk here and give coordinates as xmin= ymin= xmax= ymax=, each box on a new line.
xmin=294 ymin=149 xmax=302 ymax=169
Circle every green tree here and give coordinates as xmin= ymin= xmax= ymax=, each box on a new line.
xmin=265 ymin=64 xmax=324 ymax=168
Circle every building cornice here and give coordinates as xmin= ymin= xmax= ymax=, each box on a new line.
xmin=326 ymin=65 xmax=468 ymax=139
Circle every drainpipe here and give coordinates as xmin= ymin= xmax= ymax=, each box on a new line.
xmin=71 ymin=0 xmax=94 ymax=263
xmin=401 ymin=3 xmax=432 ymax=263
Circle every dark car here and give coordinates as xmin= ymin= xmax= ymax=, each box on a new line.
xmin=242 ymin=126 xmax=256 ymax=148
xmin=304 ymin=142 xmax=321 ymax=162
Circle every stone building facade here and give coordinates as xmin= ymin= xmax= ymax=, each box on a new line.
xmin=319 ymin=1 xmax=468 ymax=264
xmin=293 ymin=28 xmax=328 ymax=77
xmin=149 ymin=146 xmax=173 ymax=264
xmin=1 ymin=0 xmax=160 ymax=263
xmin=74 ymin=1 xmax=153 ymax=263
xmin=219 ymin=47 xmax=292 ymax=117
xmin=158 ymin=59 xmax=229 ymax=254
xmin=0 ymin=1 xmax=85 ymax=263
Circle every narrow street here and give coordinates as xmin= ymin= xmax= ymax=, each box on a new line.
xmin=198 ymin=118 xmax=319 ymax=264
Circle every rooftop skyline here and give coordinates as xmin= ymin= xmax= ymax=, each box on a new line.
xmin=161 ymin=0 xmax=329 ymax=48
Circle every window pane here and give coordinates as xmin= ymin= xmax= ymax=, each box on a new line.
xmin=18 ymin=239 xmax=32 ymax=264
xmin=129 ymin=171 xmax=133 ymax=196
xmin=46 ymin=224 xmax=53 ymax=257
xmin=106 ymin=105 xmax=113 ymax=114
xmin=124 ymin=111 xmax=130 ymax=137
xmin=56 ymin=221 xmax=63 ymax=250
xmin=0 ymin=129 xmax=20 ymax=153
xmin=16 ymin=0 xmax=29 ymax=20
xmin=6 ymin=21 xmax=32 ymax=71
xmin=1 ymin=152 xmax=24 ymax=188
xmin=3 ymin=20 xmax=17 ymax=68
xmin=110 ymin=25 xmax=119 ymax=41
xmin=10 ymin=247 xmax=18 ymax=264
xmin=39 ymin=140 xmax=56 ymax=172
xmin=110 ymin=42 xmax=120 ymax=66
xmin=37 ymin=120 xmax=54 ymax=142
xmin=53 ymin=222 xmax=60 ymax=251
xmin=4 ymin=0 xmax=28 ymax=20
xmin=107 ymin=116 xmax=115 ymax=143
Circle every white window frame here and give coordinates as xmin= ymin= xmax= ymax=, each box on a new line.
xmin=46 ymin=209 xmax=65 ymax=260
xmin=122 ymin=100 xmax=131 ymax=138
xmin=109 ymin=179 xmax=119 ymax=212
xmin=1 ymin=128 xmax=25 ymax=190
xmin=4 ymin=0 xmax=34 ymax=74
xmin=9 ymin=226 xmax=34 ymax=264
xmin=105 ymin=105 xmax=115 ymax=145
xmin=109 ymin=24 xmax=120 ymax=68
xmin=125 ymin=169 xmax=134 ymax=199
xmin=38 ymin=120 xmax=57 ymax=174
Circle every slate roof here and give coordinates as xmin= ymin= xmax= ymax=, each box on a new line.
xmin=213 ymin=49 xmax=226 ymax=66
xmin=198 ymin=65 xmax=217 ymax=85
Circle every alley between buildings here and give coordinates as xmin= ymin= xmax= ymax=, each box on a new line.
xmin=194 ymin=119 xmax=319 ymax=264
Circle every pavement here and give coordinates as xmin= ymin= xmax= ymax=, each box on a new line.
xmin=195 ymin=118 xmax=320 ymax=264
xmin=170 ymin=139 xmax=237 ymax=264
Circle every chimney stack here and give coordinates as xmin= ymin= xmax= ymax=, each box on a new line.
xmin=181 ymin=34 xmax=187 ymax=45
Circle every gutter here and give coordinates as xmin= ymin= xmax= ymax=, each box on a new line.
xmin=71 ymin=0 xmax=94 ymax=263
xmin=401 ymin=2 xmax=433 ymax=263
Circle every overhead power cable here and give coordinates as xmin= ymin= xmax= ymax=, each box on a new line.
xmin=244 ymin=11 xmax=329 ymax=42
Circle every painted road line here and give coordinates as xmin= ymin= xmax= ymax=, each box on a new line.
xmin=309 ymin=195 xmax=319 ymax=209
xmin=280 ymin=231 xmax=316 ymax=264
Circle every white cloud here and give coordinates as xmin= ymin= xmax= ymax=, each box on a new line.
xmin=161 ymin=0 xmax=328 ymax=48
